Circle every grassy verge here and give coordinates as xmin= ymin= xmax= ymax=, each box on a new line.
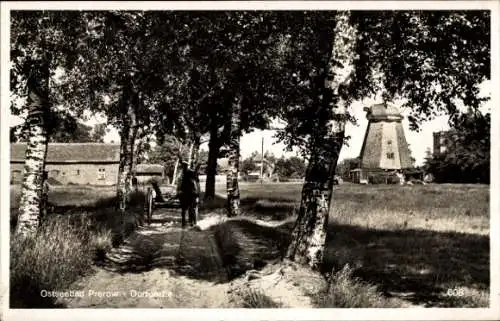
xmin=10 ymin=215 xmax=98 ymax=308
xmin=236 ymin=288 xmax=282 ymax=308
xmin=211 ymin=218 xmax=292 ymax=279
xmin=313 ymin=265 xmax=402 ymax=308
xmin=10 ymin=187 xmax=147 ymax=308
xmin=229 ymin=182 xmax=489 ymax=234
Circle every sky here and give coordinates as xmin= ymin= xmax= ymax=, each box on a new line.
xmin=10 ymin=81 xmax=491 ymax=167
xmin=95 ymin=102 xmax=446 ymax=166
xmin=224 ymin=99 xmax=452 ymax=166
xmin=103 ymin=86 xmax=488 ymax=166
xmin=225 ymin=80 xmax=492 ymax=166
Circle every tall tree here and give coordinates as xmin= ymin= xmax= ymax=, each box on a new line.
xmin=285 ymin=11 xmax=358 ymax=268
xmin=10 ymin=11 xmax=90 ymax=235
xmin=208 ymin=12 xmax=289 ymax=211
xmin=275 ymin=156 xmax=307 ymax=179
xmin=91 ymin=123 xmax=108 ymax=143
xmin=57 ymin=11 xmax=170 ymax=212
xmin=335 ymin=157 xmax=360 ymax=180
xmin=226 ymin=93 xmax=243 ymax=216
xmin=279 ymin=10 xmax=490 ymax=270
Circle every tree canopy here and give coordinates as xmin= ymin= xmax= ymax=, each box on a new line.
xmin=273 ymin=11 xmax=490 ymax=157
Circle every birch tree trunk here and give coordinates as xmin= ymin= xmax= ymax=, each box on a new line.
xmin=189 ymin=135 xmax=201 ymax=168
xmin=116 ymin=104 xmax=136 ymax=212
xmin=130 ymin=124 xmax=141 ymax=191
xmin=117 ymin=124 xmax=130 ymax=212
xmin=172 ymin=142 xmax=183 ymax=186
xmin=226 ymin=94 xmax=242 ymax=217
xmin=286 ymin=12 xmax=357 ymax=270
xmin=16 ymin=68 xmax=51 ymax=236
xmin=187 ymin=142 xmax=194 ymax=168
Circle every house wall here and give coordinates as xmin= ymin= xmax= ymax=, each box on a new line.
xmin=10 ymin=162 xmax=119 ymax=186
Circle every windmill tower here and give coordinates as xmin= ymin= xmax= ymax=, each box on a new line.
xmin=354 ymin=102 xmax=413 ymax=183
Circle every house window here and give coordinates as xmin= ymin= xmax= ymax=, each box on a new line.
xmin=387 ymin=140 xmax=392 ymax=145
xmin=386 ymin=152 xmax=395 ymax=159
xmin=440 ymin=145 xmax=447 ymax=153
xmin=98 ymin=168 xmax=106 ymax=180
xmin=76 ymin=169 xmax=80 ymax=176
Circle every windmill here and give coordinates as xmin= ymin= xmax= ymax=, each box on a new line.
xmin=259 ymin=125 xmax=281 ymax=183
xmin=353 ymin=102 xmax=413 ymax=184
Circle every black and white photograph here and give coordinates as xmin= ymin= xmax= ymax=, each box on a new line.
xmin=1 ymin=1 xmax=498 ymax=320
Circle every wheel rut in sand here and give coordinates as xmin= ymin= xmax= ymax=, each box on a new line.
xmin=61 ymin=209 xmax=231 ymax=308
xmin=104 ymin=208 xmax=229 ymax=282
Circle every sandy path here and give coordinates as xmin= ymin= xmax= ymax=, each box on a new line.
xmin=60 ymin=208 xmax=232 ymax=308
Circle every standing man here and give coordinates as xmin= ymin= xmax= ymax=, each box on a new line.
xmin=177 ymin=162 xmax=201 ymax=228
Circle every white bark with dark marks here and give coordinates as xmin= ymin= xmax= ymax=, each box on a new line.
xmin=226 ymin=94 xmax=242 ymax=217
xmin=117 ymin=103 xmax=137 ymax=212
xmin=130 ymin=125 xmax=142 ymax=188
xmin=117 ymin=126 xmax=130 ymax=212
xmin=16 ymin=72 xmax=51 ymax=236
xmin=286 ymin=12 xmax=357 ymax=270
xmin=172 ymin=149 xmax=182 ymax=185
xmin=190 ymin=136 xmax=201 ymax=168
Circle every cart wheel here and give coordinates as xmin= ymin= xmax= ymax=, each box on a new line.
xmin=146 ymin=188 xmax=154 ymax=225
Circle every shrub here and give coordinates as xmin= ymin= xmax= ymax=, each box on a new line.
xmin=237 ymin=288 xmax=282 ymax=308
xmin=89 ymin=228 xmax=113 ymax=263
xmin=313 ymin=265 xmax=402 ymax=308
xmin=10 ymin=216 xmax=93 ymax=308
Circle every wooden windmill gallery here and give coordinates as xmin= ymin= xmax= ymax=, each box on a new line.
xmin=350 ymin=102 xmax=415 ymax=184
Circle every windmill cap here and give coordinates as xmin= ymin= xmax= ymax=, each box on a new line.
xmin=364 ymin=102 xmax=403 ymax=121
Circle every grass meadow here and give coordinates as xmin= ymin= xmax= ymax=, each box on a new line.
xmin=9 ymin=182 xmax=490 ymax=308
xmin=224 ymin=182 xmax=490 ymax=307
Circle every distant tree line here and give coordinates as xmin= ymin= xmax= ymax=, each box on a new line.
xmin=10 ymin=116 xmax=108 ymax=143
xmin=335 ymin=157 xmax=360 ymax=180
xmin=240 ymin=151 xmax=306 ymax=180
xmin=275 ymin=156 xmax=306 ymax=179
